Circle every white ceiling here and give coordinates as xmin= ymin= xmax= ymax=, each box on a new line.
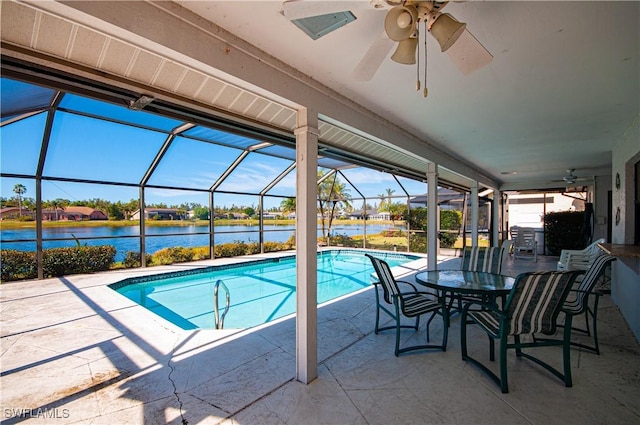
xmin=175 ymin=0 xmax=639 ymax=189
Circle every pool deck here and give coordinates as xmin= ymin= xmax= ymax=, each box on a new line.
xmin=1 ymin=249 xmax=639 ymax=424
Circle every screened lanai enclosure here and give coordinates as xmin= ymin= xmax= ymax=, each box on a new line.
xmin=1 ymin=72 xmax=503 ymax=280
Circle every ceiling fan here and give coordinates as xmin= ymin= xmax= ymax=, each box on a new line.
xmin=281 ymin=0 xmax=493 ymax=95
xmin=551 ymin=169 xmax=593 ymax=185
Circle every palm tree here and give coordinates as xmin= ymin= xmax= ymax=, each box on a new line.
xmin=280 ymin=197 xmax=296 ymax=217
xmin=46 ymin=198 xmax=67 ymax=221
xmin=388 ymin=202 xmax=401 ymax=226
xmin=318 ymin=171 xmax=352 ymax=244
xmin=385 ymin=188 xmax=395 ymax=207
xmin=377 ymin=193 xmax=386 ymax=211
xmin=13 ymin=184 xmax=26 ymax=217
xmin=384 ymin=187 xmax=397 ymax=224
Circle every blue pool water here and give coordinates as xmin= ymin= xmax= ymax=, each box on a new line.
xmin=110 ymin=250 xmax=419 ymax=330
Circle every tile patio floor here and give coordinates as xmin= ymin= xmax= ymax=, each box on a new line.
xmin=1 ymin=251 xmax=639 ymax=424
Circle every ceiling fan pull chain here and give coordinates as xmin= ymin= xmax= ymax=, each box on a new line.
xmin=422 ymin=20 xmax=429 ymax=97
xmin=416 ymin=26 xmax=421 ymax=91
xmin=423 ymin=20 xmax=428 ymax=98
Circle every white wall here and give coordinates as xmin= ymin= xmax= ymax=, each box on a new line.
xmin=610 ymin=114 xmax=640 ymax=341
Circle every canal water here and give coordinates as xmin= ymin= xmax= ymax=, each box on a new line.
xmin=1 ymin=223 xmax=406 ymax=261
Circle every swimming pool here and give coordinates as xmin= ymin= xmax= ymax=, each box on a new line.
xmin=110 ymin=250 xmax=420 ymax=330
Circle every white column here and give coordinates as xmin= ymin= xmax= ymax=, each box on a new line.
xmin=295 ymin=109 xmax=318 ymax=384
xmin=427 ymin=163 xmax=438 ymax=270
xmin=492 ymin=189 xmax=500 ymax=246
xmin=471 ymin=182 xmax=479 ymax=246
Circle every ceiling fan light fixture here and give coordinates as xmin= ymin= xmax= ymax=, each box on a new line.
xmin=391 ymin=37 xmax=418 ymax=64
xmin=430 ymin=13 xmax=466 ymax=52
xmin=384 ymin=5 xmax=418 ymax=41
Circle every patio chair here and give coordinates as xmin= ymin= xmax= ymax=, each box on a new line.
xmin=541 ymin=254 xmax=616 ymax=355
xmin=366 ymin=254 xmax=448 ymax=356
xmin=460 ymin=270 xmax=581 ymax=393
xmin=461 ymin=242 xmax=511 ymax=274
xmin=511 ymin=226 xmax=538 ymax=261
xmin=557 ymin=238 xmax=606 ymax=271
xmin=456 ymin=242 xmax=512 ymax=308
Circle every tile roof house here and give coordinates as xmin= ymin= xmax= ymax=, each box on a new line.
xmin=0 ymin=207 xmax=33 ymax=220
xmin=130 ymin=208 xmax=181 ymax=220
xmin=349 ymin=209 xmax=380 ymax=220
xmin=41 ymin=207 xmax=107 ymax=221
xmin=64 ymin=206 xmax=108 ymax=221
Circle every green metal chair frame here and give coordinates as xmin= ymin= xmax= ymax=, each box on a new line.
xmin=541 ymin=254 xmax=616 ymax=355
xmin=366 ymin=254 xmax=448 ymax=356
xmin=460 ymin=270 xmax=581 ymax=393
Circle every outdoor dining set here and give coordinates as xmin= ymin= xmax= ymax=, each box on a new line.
xmin=366 ymin=238 xmax=615 ymax=393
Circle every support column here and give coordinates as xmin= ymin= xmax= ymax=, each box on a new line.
xmin=35 ymin=179 xmax=43 ymax=280
xmin=471 ymin=182 xmax=479 ymax=246
xmin=140 ymin=187 xmax=147 ymax=267
xmin=295 ymin=108 xmax=319 ymax=384
xmin=427 ymin=163 xmax=438 ymax=270
xmin=492 ymin=189 xmax=500 ymax=246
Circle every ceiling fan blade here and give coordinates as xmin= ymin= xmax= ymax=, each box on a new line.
xmin=351 ymin=32 xmax=395 ymax=81
xmin=445 ymin=29 xmax=493 ymax=75
xmin=282 ymin=0 xmax=371 ymax=20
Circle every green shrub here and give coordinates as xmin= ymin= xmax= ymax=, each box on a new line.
xmin=2 ymin=246 xmax=116 ymax=281
xmin=381 ymin=229 xmax=406 ymax=238
xmin=1 ymin=250 xmax=37 ymax=281
xmin=263 ymin=241 xmax=292 ymax=252
xmin=124 ymin=247 xmax=211 ymax=268
xmin=152 ymin=247 xmax=194 ymax=265
xmin=123 ymin=242 xmax=289 ymax=268
xmin=439 ymin=232 xmax=458 ymax=248
xmin=42 ymin=245 xmax=116 ymax=277
xmin=544 ymin=210 xmax=585 ymax=255
xmin=328 ymin=233 xmax=359 ymax=247
xmin=214 ymin=241 xmax=250 ymax=258
xmin=440 ymin=210 xmax=462 ymax=248
xmin=123 ymin=251 xmax=153 ymax=268
xmin=191 ymin=246 xmax=210 ymax=260
xmin=409 ymin=232 xmax=427 ymax=253
xmin=406 ymin=208 xmax=461 ymax=249
xmin=246 ymin=242 xmax=261 ymax=255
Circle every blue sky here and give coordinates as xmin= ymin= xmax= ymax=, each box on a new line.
xmin=1 ymin=168 xmax=428 ymax=211
xmin=1 ymin=79 xmax=428 ymax=210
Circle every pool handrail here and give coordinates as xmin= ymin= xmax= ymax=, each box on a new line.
xmin=214 ymin=279 xmax=230 ymax=329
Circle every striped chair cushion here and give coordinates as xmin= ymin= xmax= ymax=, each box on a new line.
xmin=366 ymin=254 xmax=399 ymax=303
xmin=470 ymin=271 xmax=576 ymax=337
xmin=468 ymin=310 xmax=502 ymax=337
xmin=401 ymin=294 xmax=442 ymax=317
xmin=507 ymin=272 xmax=576 ymax=335
xmin=563 ymin=254 xmax=616 ymax=314
xmin=461 ymin=246 xmax=504 ymax=274
xmin=367 ymin=254 xmax=439 ymax=316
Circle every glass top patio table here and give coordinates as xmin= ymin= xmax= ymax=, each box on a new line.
xmin=414 ymin=270 xmax=515 ymax=296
